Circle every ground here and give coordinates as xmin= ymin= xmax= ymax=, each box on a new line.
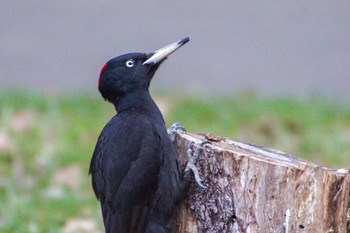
xmin=0 ymin=92 xmax=349 ymax=232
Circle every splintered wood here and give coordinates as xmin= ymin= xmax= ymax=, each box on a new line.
xmin=171 ymin=132 xmax=350 ymax=233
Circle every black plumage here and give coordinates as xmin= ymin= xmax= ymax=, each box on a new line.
xmin=89 ymin=38 xmax=190 ymax=233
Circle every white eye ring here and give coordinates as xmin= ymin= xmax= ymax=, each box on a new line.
xmin=125 ymin=59 xmax=134 ymax=67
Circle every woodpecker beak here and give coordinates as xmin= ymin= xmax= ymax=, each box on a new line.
xmin=143 ymin=37 xmax=190 ymax=65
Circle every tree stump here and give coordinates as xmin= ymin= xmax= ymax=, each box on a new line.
xmin=170 ymin=132 xmax=350 ymax=233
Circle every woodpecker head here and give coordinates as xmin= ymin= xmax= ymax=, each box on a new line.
xmin=98 ymin=37 xmax=189 ymax=103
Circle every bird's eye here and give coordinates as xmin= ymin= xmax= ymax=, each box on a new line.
xmin=125 ymin=59 xmax=134 ymax=67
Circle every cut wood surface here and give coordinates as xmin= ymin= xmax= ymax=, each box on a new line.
xmin=170 ymin=132 xmax=350 ymax=233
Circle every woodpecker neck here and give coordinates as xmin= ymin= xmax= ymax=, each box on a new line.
xmin=113 ymin=90 xmax=162 ymax=117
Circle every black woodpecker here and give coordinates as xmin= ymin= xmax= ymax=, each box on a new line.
xmin=89 ymin=37 xmax=204 ymax=233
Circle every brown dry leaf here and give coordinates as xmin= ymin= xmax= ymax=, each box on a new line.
xmin=44 ymin=185 xmax=64 ymax=199
xmin=10 ymin=111 xmax=35 ymax=133
xmin=45 ymin=165 xmax=84 ymax=199
xmin=53 ymin=165 xmax=83 ymax=190
xmin=0 ymin=130 xmax=11 ymax=153
xmin=62 ymin=218 xmax=102 ymax=233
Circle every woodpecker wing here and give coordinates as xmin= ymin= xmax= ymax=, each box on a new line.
xmin=89 ymin=114 xmax=163 ymax=232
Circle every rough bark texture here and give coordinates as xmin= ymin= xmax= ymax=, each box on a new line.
xmin=170 ymin=132 xmax=350 ymax=233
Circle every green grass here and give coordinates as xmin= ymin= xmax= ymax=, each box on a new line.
xmin=166 ymin=94 xmax=350 ymax=167
xmin=0 ymin=92 xmax=349 ymax=232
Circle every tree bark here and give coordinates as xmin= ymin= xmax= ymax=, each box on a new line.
xmin=170 ymin=132 xmax=350 ymax=233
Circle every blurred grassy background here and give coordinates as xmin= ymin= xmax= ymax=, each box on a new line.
xmin=1 ymin=92 xmax=350 ymax=232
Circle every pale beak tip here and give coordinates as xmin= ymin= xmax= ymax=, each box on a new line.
xmin=143 ymin=37 xmax=190 ymax=65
